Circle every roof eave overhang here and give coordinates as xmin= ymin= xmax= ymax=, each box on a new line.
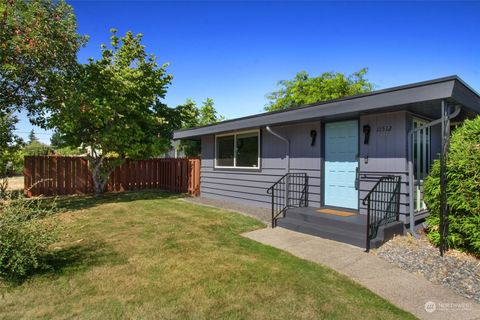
xmin=451 ymin=80 xmax=480 ymax=113
xmin=174 ymin=78 xmax=466 ymax=140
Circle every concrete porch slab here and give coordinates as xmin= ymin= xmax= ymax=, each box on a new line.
xmin=243 ymin=227 xmax=480 ymax=320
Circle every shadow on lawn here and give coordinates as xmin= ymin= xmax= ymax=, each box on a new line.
xmin=4 ymin=240 xmax=125 ymax=287
xmin=43 ymin=240 xmax=125 ymax=275
xmin=55 ymin=190 xmax=183 ymax=212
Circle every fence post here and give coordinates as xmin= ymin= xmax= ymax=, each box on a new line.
xmin=152 ymin=159 xmax=157 ymax=189
xmin=188 ymin=160 xmax=193 ymax=195
xmin=197 ymin=159 xmax=201 ymax=196
xmin=124 ymin=159 xmax=130 ymax=191
xmin=74 ymin=157 xmax=82 ymax=194
xmin=58 ymin=156 xmax=65 ymax=195
xmin=65 ymin=157 xmax=71 ymax=194
xmin=37 ymin=156 xmax=43 ymax=195
xmin=50 ymin=156 xmax=57 ymax=196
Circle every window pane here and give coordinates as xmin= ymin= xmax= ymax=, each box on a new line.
xmin=236 ymin=132 xmax=259 ymax=167
xmin=216 ymin=135 xmax=234 ymax=166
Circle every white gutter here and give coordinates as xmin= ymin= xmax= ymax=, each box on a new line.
xmin=266 ymin=126 xmax=290 ymax=172
xmin=407 ymin=103 xmax=461 ymax=237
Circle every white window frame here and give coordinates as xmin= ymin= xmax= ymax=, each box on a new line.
xmin=214 ymin=129 xmax=261 ymax=170
xmin=412 ymin=117 xmax=431 ymax=212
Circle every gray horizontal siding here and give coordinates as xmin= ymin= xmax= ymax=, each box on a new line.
xmin=359 ymin=111 xmax=435 ymax=224
xmin=201 ymin=190 xmax=321 ymax=209
xmin=200 ymin=122 xmax=322 ymax=209
xmin=201 ymin=177 xmax=321 ymax=195
xmin=359 ymin=111 xmax=410 ymax=217
xmin=201 ymin=171 xmax=321 ymax=184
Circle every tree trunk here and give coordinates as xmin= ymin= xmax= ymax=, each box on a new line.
xmin=90 ymin=157 xmax=109 ymax=196
xmin=89 ymin=156 xmax=124 ymax=196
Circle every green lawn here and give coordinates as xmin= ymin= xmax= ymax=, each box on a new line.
xmin=0 ymin=191 xmax=415 ymax=319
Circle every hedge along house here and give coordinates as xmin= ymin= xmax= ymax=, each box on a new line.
xmin=174 ymin=76 xmax=480 ymax=250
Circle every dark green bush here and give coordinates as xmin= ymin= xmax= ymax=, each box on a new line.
xmin=0 ymin=192 xmax=57 ymax=282
xmin=423 ymin=116 xmax=480 ymax=255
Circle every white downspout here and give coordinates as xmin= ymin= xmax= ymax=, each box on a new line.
xmin=266 ymin=126 xmax=291 ymax=207
xmin=407 ymin=104 xmax=461 ymax=237
xmin=266 ymin=126 xmax=290 ymax=172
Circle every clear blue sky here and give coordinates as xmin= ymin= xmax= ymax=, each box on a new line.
xmin=17 ymin=0 xmax=480 ymax=143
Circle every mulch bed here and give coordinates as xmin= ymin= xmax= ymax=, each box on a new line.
xmin=374 ymin=235 xmax=480 ymax=303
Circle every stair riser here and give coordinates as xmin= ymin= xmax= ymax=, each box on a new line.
xmin=277 ymin=220 xmax=366 ymax=248
xmin=285 ymin=211 xmax=366 ymax=233
xmin=278 ymin=219 xmax=404 ymax=249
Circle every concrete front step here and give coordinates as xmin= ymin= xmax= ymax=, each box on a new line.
xmin=277 ymin=208 xmax=405 ymax=249
xmin=277 ymin=217 xmax=367 ymax=248
xmin=285 ymin=207 xmax=366 ymax=233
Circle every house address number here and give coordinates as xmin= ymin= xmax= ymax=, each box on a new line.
xmin=376 ymin=125 xmax=392 ymax=132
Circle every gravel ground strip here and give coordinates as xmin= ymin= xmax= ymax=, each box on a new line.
xmin=375 ymin=235 xmax=480 ymax=303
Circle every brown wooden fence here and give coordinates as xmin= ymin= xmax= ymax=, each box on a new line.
xmin=24 ymin=156 xmax=200 ymax=197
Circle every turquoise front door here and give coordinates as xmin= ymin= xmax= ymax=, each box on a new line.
xmin=324 ymin=120 xmax=359 ymax=209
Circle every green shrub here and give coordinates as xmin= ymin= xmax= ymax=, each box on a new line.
xmin=423 ymin=116 xmax=480 ymax=255
xmin=0 ymin=192 xmax=57 ymax=282
xmin=55 ymin=147 xmax=81 ymax=156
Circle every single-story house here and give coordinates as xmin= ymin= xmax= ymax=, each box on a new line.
xmin=173 ymin=76 xmax=480 ymax=249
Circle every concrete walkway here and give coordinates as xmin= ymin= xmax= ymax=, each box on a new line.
xmin=243 ymin=227 xmax=480 ymax=320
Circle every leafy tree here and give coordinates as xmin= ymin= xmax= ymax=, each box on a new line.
xmin=197 ymin=98 xmax=224 ymax=126
xmin=423 ymin=116 xmax=480 ymax=255
xmin=23 ymin=139 xmax=50 ymax=156
xmin=0 ymin=0 xmax=86 ymax=116
xmin=41 ymin=30 xmax=172 ymax=194
xmin=1 ymin=0 xmax=84 ymax=189
xmin=177 ymin=98 xmax=224 ymax=157
xmin=0 ymin=113 xmax=22 ymax=162
xmin=175 ymin=99 xmax=201 ymax=129
xmin=0 ymin=112 xmax=23 ymax=192
xmin=49 ymin=130 xmax=67 ymax=149
xmin=7 ymin=148 xmax=24 ymax=176
xmin=23 ymin=129 xmax=51 ymax=156
xmin=265 ymin=68 xmax=374 ymax=111
xmin=54 ymin=146 xmax=83 ymax=156
xmin=28 ymin=129 xmax=37 ymax=143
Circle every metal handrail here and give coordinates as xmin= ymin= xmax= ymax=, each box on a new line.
xmin=267 ymin=173 xmax=289 ymax=194
xmin=268 ymin=173 xmax=308 ymax=228
xmin=363 ymin=175 xmax=401 ymax=252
